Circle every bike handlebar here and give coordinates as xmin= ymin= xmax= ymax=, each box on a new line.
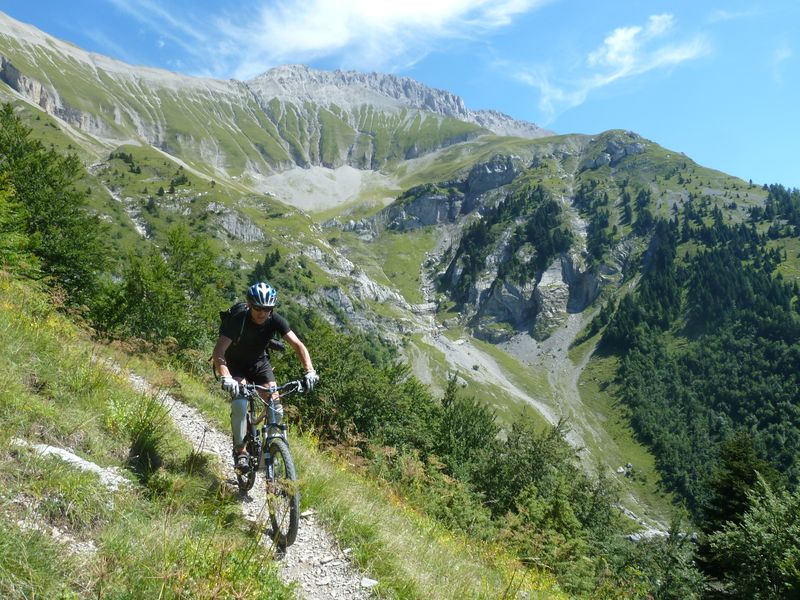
xmin=242 ymin=380 xmax=305 ymax=398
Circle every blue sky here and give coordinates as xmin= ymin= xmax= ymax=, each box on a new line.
xmin=1 ymin=1 xmax=797 ymax=188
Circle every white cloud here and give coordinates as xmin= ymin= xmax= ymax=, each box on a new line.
xmin=97 ymin=0 xmax=551 ymax=78
xmin=588 ymin=15 xmax=675 ymax=71
xmin=215 ymin=0 xmax=552 ymax=79
xmin=514 ymin=66 xmax=587 ymax=121
xmin=515 ymin=14 xmax=710 ymax=122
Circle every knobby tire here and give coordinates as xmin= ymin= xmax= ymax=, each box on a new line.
xmin=266 ymin=437 xmax=299 ymax=548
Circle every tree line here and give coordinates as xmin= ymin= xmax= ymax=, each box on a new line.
xmin=594 ymin=186 xmax=800 ymax=596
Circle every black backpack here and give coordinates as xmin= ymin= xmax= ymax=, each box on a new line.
xmin=219 ymin=301 xmax=249 ymax=345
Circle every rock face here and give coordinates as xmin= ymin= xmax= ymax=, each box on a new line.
xmin=463 ymin=155 xmax=523 ymax=211
xmin=562 ymin=252 xmax=602 ymax=313
xmin=384 ymin=186 xmax=463 ymax=232
xmin=207 ymin=202 xmax=265 ymax=242
xmin=470 ymin=252 xmax=606 ymax=342
xmin=0 ymin=55 xmax=52 ymax=109
xmin=477 ymin=278 xmax=537 ymax=339
xmin=581 ymin=132 xmax=647 ymax=171
xmin=531 ymin=258 xmax=575 ymax=337
xmin=248 ymin=65 xmax=551 ymax=140
xmin=324 ymin=218 xmax=377 ymax=238
xmin=0 ymin=54 xmax=106 ymax=135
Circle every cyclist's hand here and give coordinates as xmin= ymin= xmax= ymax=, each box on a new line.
xmin=221 ymin=376 xmax=240 ymax=397
xmin=303 ymin=369 xmax=319 ymax=392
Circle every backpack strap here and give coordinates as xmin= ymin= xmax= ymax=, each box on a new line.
xmin=233 ymin=309 xmax=248 ymax=345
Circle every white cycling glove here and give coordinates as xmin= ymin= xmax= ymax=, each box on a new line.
xmin=303 ymin=369 xmax=319 ymax=392
xmin=221 ymin=375 xmax=240 ymax=397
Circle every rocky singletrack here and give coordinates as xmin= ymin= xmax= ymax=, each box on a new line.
xmin=123 ymin=370 xmax=375 ymax=599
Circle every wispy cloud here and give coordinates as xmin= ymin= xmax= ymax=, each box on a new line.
xmin=707 ymin=7 xmax=759 ymax=23
xmin=514 ymin=14 xmax=710 ymax=122
xmin=215 ymin=0 xmax=552 ymax=79
xmin=773 ymin=42 xmax=792 ymax=84
xmin=106 ymin=0 xmax=207 ymax=45
xmin=98 ymin=0 xmax=551 ymax=78
xmin=83 ymin=28 xmax=138 ymax=64
xmin=102 ymin=0 xmax=227 ymax=73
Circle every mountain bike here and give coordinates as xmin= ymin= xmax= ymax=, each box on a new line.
xmin=234 ymin=380 xmax=304 ymax=548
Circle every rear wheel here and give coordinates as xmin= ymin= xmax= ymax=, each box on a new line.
xmin=236 ymin=461 xmax=257 ymax=492
xmin=265 ymin=438 xmax=299 ymax=548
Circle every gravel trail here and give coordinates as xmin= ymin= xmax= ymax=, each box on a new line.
xmin=122 ymin=370 xmax=374 ymax=599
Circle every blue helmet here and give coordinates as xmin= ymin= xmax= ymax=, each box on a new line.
xmin=246 ymin=282 xmax=277 ymax=308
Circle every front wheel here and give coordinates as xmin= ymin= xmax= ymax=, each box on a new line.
xmin=265 ymin=438 xmax=299 ymax=548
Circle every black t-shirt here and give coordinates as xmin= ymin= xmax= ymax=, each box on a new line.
xmin=220 ymin=310 xmax=291 ymax=366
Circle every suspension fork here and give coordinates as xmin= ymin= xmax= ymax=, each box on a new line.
xmin=247 ymin=395 xmax=262 ymax=462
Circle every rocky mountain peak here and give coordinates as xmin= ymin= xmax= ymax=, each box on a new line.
xmin=247 ymin=64 xmax=551 ymax=139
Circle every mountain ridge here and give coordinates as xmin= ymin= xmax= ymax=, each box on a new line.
xmin=0 ymin=10 xmax=548 ymax=175
xmin=249 ymin=64 xmax=551 ymax=139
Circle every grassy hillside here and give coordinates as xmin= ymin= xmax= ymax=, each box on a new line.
xmin=2 ymin=28 xmax=797 ymax=595
xmin=0 ymin=272 xmax=566 ymax=598
xmin=0 ymin=273 xmax=294 ymax=598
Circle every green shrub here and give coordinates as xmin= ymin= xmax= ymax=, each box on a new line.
xmin=709 ymin=476 xmax=800 ymax=598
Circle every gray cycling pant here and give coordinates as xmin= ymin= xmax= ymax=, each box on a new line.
xmin=226 ymin=358 xmax=274 ymax=449
xmin=231 ymin=397 xmax=248 ymax=447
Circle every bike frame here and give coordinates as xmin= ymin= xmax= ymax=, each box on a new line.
xmin=234 ymin=380 xmax=304 ymax=548
xmin=240 ymin=380 xmax=303 ymax=471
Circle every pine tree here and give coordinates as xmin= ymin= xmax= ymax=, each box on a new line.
xmin=0 ymin=104 xmax=108 ymax=305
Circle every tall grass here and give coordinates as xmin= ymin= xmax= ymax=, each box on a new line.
xmin=107 ymin=390 xmax=170 ymax=476
xmin=0 ymin=273 xmax=293 ymax=598
xmin=0 ymin=519 xmax=85 ymax=599
xmin=295 ymin=437 xmax=565 ymax=599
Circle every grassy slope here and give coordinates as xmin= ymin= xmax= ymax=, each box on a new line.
xmin=332 ymin=228 xmax=439 ymax=305
xmin=0 ymin=96 xmax=332 ymax=276
xmin=0 ymin=272 xmax=563 ymax=598
xmin=0 ymin=273 xmax=294 ymax=599
xmin=569 ymin=335 xmax=675 ymax=521
xmin=115 ymin=352 xmax=567 ymax=599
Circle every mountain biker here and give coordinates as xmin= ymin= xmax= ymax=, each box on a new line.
xmin=212 ymin=282 xmax=319 ymax=473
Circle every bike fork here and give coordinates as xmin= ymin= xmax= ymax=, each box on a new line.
xmin=262 ymin=426 xmax=275 ymax=479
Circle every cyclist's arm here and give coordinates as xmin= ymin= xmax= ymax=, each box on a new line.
xmin=283 ymin=330 xmax=314 ymax=373
xmin=212 ymin=335 xmax=234 ymax=379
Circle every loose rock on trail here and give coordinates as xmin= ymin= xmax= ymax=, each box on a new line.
xmin=122 ymin=369 xmax=374 ymax=599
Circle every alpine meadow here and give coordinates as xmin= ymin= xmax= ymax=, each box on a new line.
xmin=0 ymin=10 xmax=798 ymax=600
